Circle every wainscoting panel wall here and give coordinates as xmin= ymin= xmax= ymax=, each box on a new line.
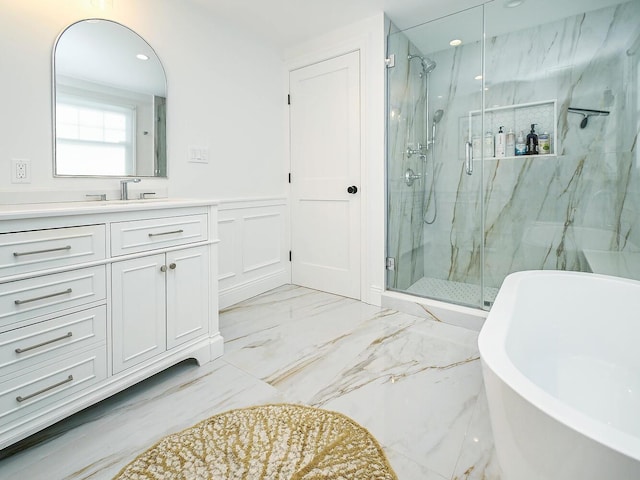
xmin=218 ymin=198 xmax=290 ymax=309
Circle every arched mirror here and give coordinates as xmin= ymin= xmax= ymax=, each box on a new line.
xmin=53 ymin=19 xmax=167 ymax=177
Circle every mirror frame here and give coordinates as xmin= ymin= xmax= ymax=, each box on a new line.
xmin=52 ymin=18 xmax=168 ymax=178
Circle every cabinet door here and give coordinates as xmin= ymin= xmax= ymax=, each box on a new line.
xmin=112 ymin=254 xmax=166 ymax=373
xmin=166 ymin=246 xmax=209 ymax=349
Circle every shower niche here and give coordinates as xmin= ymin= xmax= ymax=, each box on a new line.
xmin=467 ymin=100 xmax=558 ymax=160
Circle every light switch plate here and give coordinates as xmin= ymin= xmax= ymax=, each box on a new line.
xmin=188 ymin=146 xmax=209 ymax=164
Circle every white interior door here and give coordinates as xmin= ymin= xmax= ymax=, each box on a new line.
xmin=289 ymin=51 xmax=361 ymax=299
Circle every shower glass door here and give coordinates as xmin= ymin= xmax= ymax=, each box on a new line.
xmin=386 ymin=7 xmax=486 ymax=309
xmin=387 ymin=0 xmax=640 ymax=311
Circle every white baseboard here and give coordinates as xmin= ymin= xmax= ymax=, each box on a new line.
xmin=219 ymin=269 xmax=289 ymax=309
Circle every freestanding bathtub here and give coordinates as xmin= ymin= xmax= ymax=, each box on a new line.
xmin=478 ymin=270 xmax=640 ymax=480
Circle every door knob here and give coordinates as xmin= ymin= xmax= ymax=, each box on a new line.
xmin=169 ymin=263 xmax=176 ymax=270
xmin=347 ymin=185 xmax=358 ymax=194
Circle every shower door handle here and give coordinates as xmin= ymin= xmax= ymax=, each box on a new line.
xmin=465 ymin=141 xmax=473 ymax=175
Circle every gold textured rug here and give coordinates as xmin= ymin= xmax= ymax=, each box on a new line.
xmin=114 ymin=403 xmax=398 ymax=479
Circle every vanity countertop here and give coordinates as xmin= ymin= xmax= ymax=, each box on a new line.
xmin=0 ymin=198 xmax=219 ymax=221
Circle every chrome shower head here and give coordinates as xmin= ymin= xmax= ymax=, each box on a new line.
xmin=423 ymin=58 xmax=437 ymax=74
xmin=408 ymin=54 xmax=437 ymax=74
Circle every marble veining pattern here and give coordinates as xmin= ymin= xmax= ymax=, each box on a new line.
xmin=0 ymin=285 xmax=500 ymax=479
xmin=387 ymin=1 xmax=640 ymax=307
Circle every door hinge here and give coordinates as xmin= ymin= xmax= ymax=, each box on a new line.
xmin=287 ymin=94 xmax=291 ymax=105
xmin=385 ymin=54 xmax=395 ymax=68
xmin=289 ymin=250 xmax=292 ymax=262
xmin=288 ymin=173 xmax=291 ymax=183
xmin=385 ymin=257 xmax=395 ymax=271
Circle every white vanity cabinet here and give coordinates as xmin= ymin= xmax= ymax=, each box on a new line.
xmin=112 ymin=245 xmax=209 ymax=373
xmin=0 ymin=200 xmax=222 ymax=449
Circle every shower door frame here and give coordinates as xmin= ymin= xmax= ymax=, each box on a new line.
xmin=384 ymin=5 xmax=488 ymax=311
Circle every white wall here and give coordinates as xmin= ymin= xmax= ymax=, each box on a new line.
xmin=0 ymin=0 xmax=286 ymax=203
xmin=0 ymin=1 xmax=386 ymax=308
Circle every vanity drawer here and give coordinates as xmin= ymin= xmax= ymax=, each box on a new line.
xmin=0 ymin=266 xmax=106 ymax=328
xmin=0 ymin=225 xmax=106 ymax=278
xmin=0 ymin=346 xmax=107 ymax=429
xmin=0 ymin=306 xmax=106 ymax=376
xmin=110 ymin=214 xmax=207 ymax=256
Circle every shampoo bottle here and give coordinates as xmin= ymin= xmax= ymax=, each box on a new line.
xmin=472 ymin=135 xmax=482 ymax=160
xmin=506 ymin=128 xmax=516 ymax=157
xmin=515 ymin=131 xmax=526 ymax=156
xmin=539 ymin=132 xmax=551 ymax=155
xmin=495 ymin=126 xmax=506 ymax=158
xmin=483 ymin=131 xmax=494 ymax=158
xmin=526 ymin=123 xmax=538 ymax=155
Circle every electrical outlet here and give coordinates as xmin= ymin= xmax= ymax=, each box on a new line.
xmin=11 ymin=159 xmax=31 ymax=184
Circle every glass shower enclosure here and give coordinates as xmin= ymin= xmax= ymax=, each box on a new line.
xmin=386 ymin=0 xmax=640 ymax=310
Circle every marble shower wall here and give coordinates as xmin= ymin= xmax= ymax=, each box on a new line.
xmin=478 ymin=1 xmax=640 ymax=290
xmin=407 ymin=1 xmax=640 ymax=293
xmin=386 ymin=27 xmax=429 ymax=290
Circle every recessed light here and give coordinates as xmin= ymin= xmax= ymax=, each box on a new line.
xmin=475 ymin=75 xmax=483 ymax=80
xmin=136 ymin=54 xmax=149 ymax=61
xmin=504 ymin=0 xmax=524 ymax=7
xmin=449 ymin=39 xmax=462 ymax=47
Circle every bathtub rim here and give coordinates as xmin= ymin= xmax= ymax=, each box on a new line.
xmin=478 ymin=269 xmax=640 ymax=463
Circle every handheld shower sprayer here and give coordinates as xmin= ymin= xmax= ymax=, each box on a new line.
xmin=431 ymin=109 xmax=444 ymax=144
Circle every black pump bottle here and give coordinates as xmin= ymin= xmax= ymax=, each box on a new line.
xmin=526 ymin=123 xmax=538 ymax=155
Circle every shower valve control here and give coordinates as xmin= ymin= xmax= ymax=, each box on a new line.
xmin=404 ymin=168 xmax=421 ymax=187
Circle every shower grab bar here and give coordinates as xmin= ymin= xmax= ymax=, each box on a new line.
xmin=465 ymin=141 xmax=473 ymax=175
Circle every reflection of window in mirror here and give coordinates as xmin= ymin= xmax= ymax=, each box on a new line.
xmin=53 ymin=19 xmax=167 ymax=177
xmin=56 ymin=77 xmax=153 ymax=176
xmin=56 ymin=85 xmax=135 ymax=176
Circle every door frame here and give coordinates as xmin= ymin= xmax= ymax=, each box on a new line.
xmin=284 ymin=17 xmax=386 ymax=306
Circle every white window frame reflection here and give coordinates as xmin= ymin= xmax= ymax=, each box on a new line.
xmin=56 ymin=93 xmax=136 ymax=176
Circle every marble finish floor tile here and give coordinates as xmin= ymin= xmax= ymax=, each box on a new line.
xmin=0 ymin=285 xmax=500 ymax=479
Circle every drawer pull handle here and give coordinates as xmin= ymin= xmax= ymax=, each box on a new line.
xmin=148 ymin=229 xmax=184 ymax=237
xmin=14 ymin=288 xmax=73 ymax=305
xmin=13 ymin=245 xmax=72 ymax=257
xmin=16 ymin=375 xmax=74 ymax=403
xmin=15 ymin=332 xmax=73 ymax=353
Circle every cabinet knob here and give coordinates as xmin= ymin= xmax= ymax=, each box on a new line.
xmin=160 ymin=265 xmax=167 ymax=272
xmin=169 ymin=263 xmax=176 ymax=270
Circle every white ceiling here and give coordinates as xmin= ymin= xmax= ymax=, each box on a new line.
xmin=184 ymin=0 xmax=484 ymax=51
xmin=184 ymin=0 xmax=632 ymax=53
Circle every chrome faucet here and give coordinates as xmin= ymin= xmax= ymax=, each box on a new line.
xmin=120 ymin=178 xmax=141 ymax=200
